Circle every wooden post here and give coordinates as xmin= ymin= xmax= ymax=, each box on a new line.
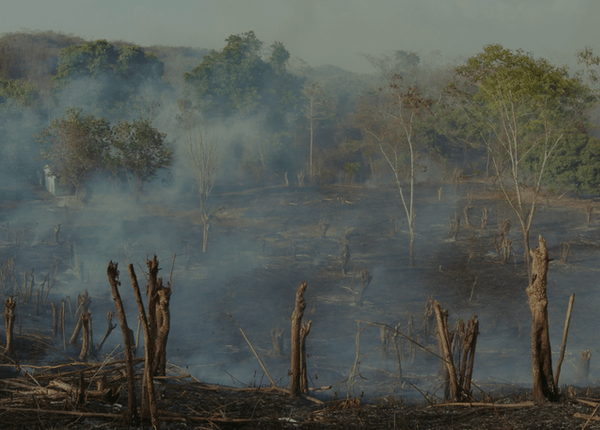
xmin=107 ymin=261 xmax=138 ymax=425
xmin=291 ymin=282 xmax=308 ymax=398
xmin=3 ymin=295 xmax=16 ymax=359
xmin=128 ymin=264 xmax=159 ymax=428
xmin=526 ymin=236 xmax=558 ymax=402
xmin=433 ymin=300 xmax=461 ymax=402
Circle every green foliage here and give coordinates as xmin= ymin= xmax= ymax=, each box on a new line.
xmin=37 ymin=108 xmax=112 ymax=194
xmin=53 ymin=40 xmax=165 ymax=115
xmin=0 ymin=78 xmax=39 ymax=107
xmin=184 ymin=31 xmax=303 ymax=120
xmin=108 ymin=118 xmax=173 ymax=195
xmin=526 ymin=125 xmax=600 ymax=194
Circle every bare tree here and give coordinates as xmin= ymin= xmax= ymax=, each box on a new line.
xmin=304 ymin=82 xmax=333 ymax=183
xmin=359 ymin=75 xmax=432 ymax=267
xmin=180 ymin=107 xmax=220 ymax=252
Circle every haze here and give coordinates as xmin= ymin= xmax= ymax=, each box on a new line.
xmin=4 ymin=0 xmax=599 ymax=73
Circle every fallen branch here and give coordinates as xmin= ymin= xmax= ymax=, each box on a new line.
xmin=226 ymin=312 xmax=276 ymax=387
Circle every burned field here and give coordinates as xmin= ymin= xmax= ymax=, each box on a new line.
xmin=1 ymin=181 xmax=600 ymax=429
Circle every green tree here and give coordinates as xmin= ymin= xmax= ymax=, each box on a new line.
xmin=53 ymin=40 xmax=164 ymax=115
xmin=451 ymin=44 xmax=594 ymax=275
xmin=184 ymin=32 xmax=303 ymax=181
xmin=37 ymin=108 xmax=112 ymax=198
xmin=108 ymin=118 xmax=173 ymax=196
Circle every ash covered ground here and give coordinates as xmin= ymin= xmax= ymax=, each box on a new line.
xmin=1 ymin=179 xmax=600 ymax=428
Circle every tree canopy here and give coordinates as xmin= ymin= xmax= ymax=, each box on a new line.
xmin=183 ymin=31 xmax=303 ymax=122
xmin=53 ymin=40 xmax=165 ymax=116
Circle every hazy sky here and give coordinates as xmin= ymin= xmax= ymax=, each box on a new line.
xmin=4 ymin=0 xmax=599 ymax=73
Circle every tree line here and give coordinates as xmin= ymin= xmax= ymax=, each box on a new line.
xmin=1 ymin=31 xmax=599 ymax=204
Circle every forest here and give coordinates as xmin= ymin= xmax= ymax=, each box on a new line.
xmin=2 ymin=30 xmax=600 ymax=429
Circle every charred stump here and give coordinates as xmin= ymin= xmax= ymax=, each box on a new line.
xmin=356 ymin=268 xmax=373 ymax=306
xmin=341 ymin=239 xmax=351 ymax=276
xmin=3 ymin=295 xmax=16 ymax=359
xmin=145 ymin=255 xmax=171 ymax=377
xmin=458 ymin=314 xmax=479 ymax=396
xmin=291 ymin=281 xmax=310 ymax=398
xmin=78 ymin=311 xmax=92 ymax=360
xmin=128 ymin=264 xmax=160 ymax=428
xmin=107 ymin=262 xmax=138 ymax=425
xmin=69 ymin=290 xmax=91 ymax=346
xmin=526 ymin=236 xmax=558 ymax=402
xmin=300 ymin=320 xmax=312 ymax=394
xmin=271 ymin=326 xmax=284 ymax=356
xmin=433 ymin=301 xmax=461 ymax=402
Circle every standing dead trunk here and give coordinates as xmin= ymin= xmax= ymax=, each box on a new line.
xmin=79 ymin=311 xmax=91 ymax=360
xmin=202 ymin=221 xmax=210 ymax=253
xmin=153 ymin=282 xmax=171 ymax=377
xmin=69 ymin=291 xmax=91 ymax=346
xmin=433 ymin=301 xmax=461 ymax=402
xmin=526 ymin=236 xmax=558 ymax=402
xmin=3 ymin=295 xmax=16 ymax=359
xmin=271 ymin=326 xmax=284 ymax=356
xmin=128 ymin=264 xmax=160 ymax=428
xmin=106 ymin=262 xmax=138 ymax=425
xmin=290 ymin=282 xmax=308 ymax=398
xmin=300 ymin=321 xmax=312 ymax=394
xmin=459 ymin=315 xmax=479 ymax=396
xmin=145 ymin=256 xmax=171 ymax=377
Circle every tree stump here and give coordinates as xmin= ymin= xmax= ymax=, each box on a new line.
xmin=291 ymin=282 xmax=310 ymax=398
xmin=526 ymin=236 xmax=558 ymax=402
xmin=576 ymin=349 xmax=592 ymax=385
xmin=107 ymin=261 xmax=138 ymax=425
xmin=4 ymin=295 xmax=16 ymax=359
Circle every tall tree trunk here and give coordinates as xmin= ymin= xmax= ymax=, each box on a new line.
xmin=202 ymin=222 xmax=210 ymax=253
xmin=526 ymin=236 xmax=558 ymax=402
xmin=408 ymin=228 xmax=415 ymax=268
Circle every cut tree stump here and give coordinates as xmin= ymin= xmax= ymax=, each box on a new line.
xmin=106 ymin=261 xmax=138 ymax=425
xmin=3 ymin=295 xmax=16 ymax=359
xmin=526 ymin=236 xmax=558 ymax=402
xmin=291 ymin=282 xmax=310 ymax=398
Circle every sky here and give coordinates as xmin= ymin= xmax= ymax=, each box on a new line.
xmin=3 ymin=0 xmax=600 ymax=74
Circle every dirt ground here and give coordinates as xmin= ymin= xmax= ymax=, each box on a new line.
xmin=1 ymin=179 xmax=600 ymax=428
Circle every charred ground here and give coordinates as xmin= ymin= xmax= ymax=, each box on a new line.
xmin=0 ymin=180 xmax=600 ymax=429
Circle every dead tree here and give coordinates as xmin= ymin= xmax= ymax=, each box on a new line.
xmin=3 ymin=295 xmax=16 ymax=359
xmin=69 ymin=290 xmax=92 ymax=346
xmin=79 ymin=311 xmax=92 ymax=360
xmin=340 ymin=238 xmax=351 ymax=276
xmin=271 ymin=326 xmax=284 ymax=356
xmin=434 ymin=301 xmax=460 ymax=402
xmin=526 ymin=236 xmax=558 ymax=402
xmin=106 ymin=262 xmax=138 ymax=425
xmin=128 ymin=264 xmax=160 ymax=428
xmin=300 ymin=320 xmax=312 ymax=394
xmin=291 ymin=281 xmax=310 ymax=397
xmin=356 ymin=268 xmax=373 ymax=306
xmin=97 ymin=310 xmax=117 ymax=353
xmin=457 ymin=315 xmax=479 ymax=397
xmin=145 ymin=256 xmax=172 ymax=377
